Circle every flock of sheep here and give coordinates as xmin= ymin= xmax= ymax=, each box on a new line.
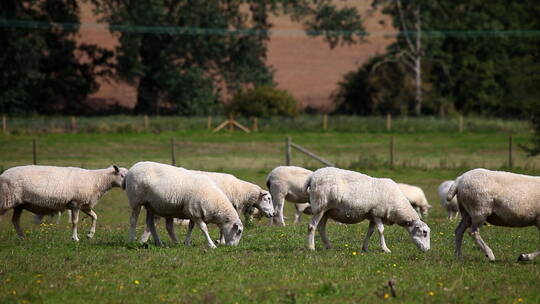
xmin=0 ymin=162 xmax=539 ymax=262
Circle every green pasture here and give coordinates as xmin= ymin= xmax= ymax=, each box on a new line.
xmin=0 ymin=127 xmax=539 ymax=303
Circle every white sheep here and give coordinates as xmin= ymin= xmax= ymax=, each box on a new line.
xmin=438 ymin=180 xmax=459 ymax=220
xmin=139 ymin=169 xmax=274 ymax=244
xmin=397 ymin=183 xmax=432 ymax=217
xmin=0 ymin=165 xmax=127 ymax=241
xmin=266 ymin=166 xmax=313 ymax=226
xmin=124 ymin=161 xmax=243 ymax=248
xmin=447 ymin=168 xmax=540 ymax=262
xmin=294 ymin=203 xmax=312 ymax=224
xmin=304 ymin=167 xmax=431 ymax=252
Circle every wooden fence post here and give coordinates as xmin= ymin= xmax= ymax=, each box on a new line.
xmin=32 ymin=138 xmax=37 ymax=165
xmin=508 ymin=135 xmax=513 ymax=168
xmin=71 ymin=116 xmax=77 ymax=133
xmin=323 ymin=114 xmax=328 ymax=131
xmin=2 ymin=115 xmax=7 ymax=134
xmin=386 ymin=113 xmax=392 ymax=131
xmin=207 ymin=116 xmax=212 ymax=130
xmin=389 ymin=135 xmax=394 ymax=168
xmin=144 ymin=115 xmax=149 ymax=130
xmin=252 ymin=117 xmax=258 ymax=132
xmin=286 ymin=136 xmax=291 ymax=166
xmin=228 ymin=113 xmax=234 ymax=132
xmin=171 ymin=137 xmax=176 ymax=166
xmin=459 ymin=114 xmax=464 ymax=133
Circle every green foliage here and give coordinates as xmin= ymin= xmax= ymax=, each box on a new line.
xmin=0 ymin=0 xmax=113 ymax=115
xmin=229 ymin=86 xmax=299 ymax=118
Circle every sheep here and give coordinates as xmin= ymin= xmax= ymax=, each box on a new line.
xmin=266 ymin=166 xmax=313 ymax=226
xmin=397 ymin=183 xmax=432 ymax=217
xmin=438 ymin=180 xmax=459 ymax=220
xmin=447 ymin=168 xmax=540 ymax=262
xmin=304 ymin=167 xmax=431 ymax=252
xmin=294 ymin=203 xmax=312 ymax=224
xmin=0 ymin=165 xmax=127 ymax=241
xmin=124 ymin=161 xmax=243 ymax=248
xmin=138 ymin=169 xmax=274 ymax=244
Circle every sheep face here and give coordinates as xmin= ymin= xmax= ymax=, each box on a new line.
xmin=111 ymin=165 xmax=128 ymax=188
xmin=223 ymin=220 xmax=244 ymax=246
xmin=407 ymin=220 xmax=431 ymax=251
xmin=255 ymin=191 xmax=274 ymax=218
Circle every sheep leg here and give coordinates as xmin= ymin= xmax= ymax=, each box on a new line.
xmin=454 ymin=212 xmax=471 ymax=259
xmin=306 ymin=211 xmax=326 ymax=250
xmin=165 ymin=218 xmax=178 ymax=244
xmin=270 ymin=187 xmax=286 ymax=226
xmin=11 ymin=206 xmax=25 ymax=239
xmin=128 ymin=205 xmax=141 ymax=243
xmin=362 ymin=221 xmax=376 ymax=252
xmin=183 ymin=220 xmax=195 ymax=246
xmin=469 ymin=223 xmax=495 ymax=261
xmin=140 ymin=215 xmax=160 ymax=244
xmin=195 ymin=219 xmax=217 ymax=249
xmin=70 ymin=208 xmax=80 ymax=242
xmin=374 ymin=217 xmax=391 ymax=253
xmin=145 ymin=209 xmax=163 ymax=246
xmin=81 ymin=209 xmax=97 ymax=239
xmin=55 ymin=211 xmax=62 ymax=225
xmin=317 ymin=213 xmax=331 ymax=249
xmin=294 ymin=205 xmax=302 ymax=224
xmin=518 ymin=226 xmax=540 ymax=261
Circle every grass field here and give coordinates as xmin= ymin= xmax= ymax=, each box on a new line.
xmin=0 ymin=128 xmax=539 ymax=303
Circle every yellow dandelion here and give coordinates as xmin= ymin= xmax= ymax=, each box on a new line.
xmin=191 ymin=288 xmax=198 ymax=293
xmin=517 ymin=298 xmax=523 ymax=302
xmin=439 ymin=232 xmax=444 ymax=235
xmin=6 ymin=278 xmax=11 ymax=282
xmin=383 ymin=293 xmax=390 ymax=299
xmin=437 ymin=282 xmax=443 ymax=287
xmin=344 ymin=244 xmax=349 ymax=247
xmin=352 ymin=251 xmax=357 ymax=256
xmin=428 ymin=291 xmax=435 ymax=296
xmin=10 ymin=290 xmax=17 ymax=295
xmin=36 ymin=274 xmax=43 ymax=278
xmin=21 ymin=300 xmax=30 ymax=304
xmin=392 ymin=264 xmax=397 ymax=267
xmin=36 ymin=280 xmax=42 ymax=284
xmin=133 ymin=280 xmax=140 ymax=285
xmin=119 ymin=285 xmax=124 ymax=290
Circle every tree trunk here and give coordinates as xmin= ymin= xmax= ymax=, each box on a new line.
xmin=134 ymin=75 xmax=159 ymax=114
xmin=414 ymin=6 xmax=422 ymax=116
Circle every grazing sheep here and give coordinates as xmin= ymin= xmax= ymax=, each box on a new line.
xmin=124 ymin=161 xmax=243 ymax=248
xmin=438 ymin=180 xmax=459 ymax=220
xmin=266 ymin=166 xmax=313 ymax=226
xmin=0 ymin=165 xmax=127 ymax=241
xmin=304 ymin=167 xmax=431 ymax=252
xmin=397 ymin=183 xmax=432 ymax=217
xmin=448 ymin=168 xmax=540 ymax=262
xmin=139 ymin=170 xmax=274 ymax=244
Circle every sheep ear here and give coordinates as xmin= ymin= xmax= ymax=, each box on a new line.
xmin=259 ymin=191 xmax=268 ymax=198
xmin=113 ymin=165 xmax=119 ymax=173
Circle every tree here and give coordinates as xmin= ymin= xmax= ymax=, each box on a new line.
xmin=0 ymin=0 xmax=112 ymax=114
xmin=92 ymin=0 xmax=366 ymax=115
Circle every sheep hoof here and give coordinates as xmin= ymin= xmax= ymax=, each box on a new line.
xmin=86 ymin=233 xmax=94 ymax=239
xmin=307 ymin=246 xmax=316 ymax=251
xmin=518 ymin=254 xmax=529 ymax=262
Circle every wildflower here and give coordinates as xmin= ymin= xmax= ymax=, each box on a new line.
xmin=517 ymin=298 xmax=523 ymax=302
xmin=36 ymin=274 xmax=43 ymax=278
xmin=344 ymin=244 xmax=349 ymax=247
xmin=21 ymin=300 xmax=30 ymax=304
xmin=428 ymin=291 xmax=435 ymax=296
xmin=437 ymin=282 xmax=443 ymax=287
xmin=439 ymin=232 xmax=444 ymax=235
xmin=133 ymin=280 xmax=140 ymax=285
xmin=76 ymin=275 xmax=83 ymax=280
xmin=383 ymin=293 xmax=390 ymax=299
xmin=392 ymin=264 xmax=397 ymax=267
xmin=36 ymin=280 xmax=42 ymax=284
xmin=119 ymin=285 xmax=124 ymax=290
xmin=10 ymin=290 xmax=17 ymax=295
xmin=352 ymin=251 xmax=357 ymax=256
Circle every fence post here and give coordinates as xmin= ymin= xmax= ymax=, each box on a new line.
xmin=207 ymin=116 xmax=212 ymax=130
xmin=389 ymin=135 xmax=394 ymax=168
xmin=228 ymin=113 xmax=234 ymax=132
xmin=71 ymin=116 xmax=77 ymax=133
xmin=459 ymin=114 xmax=464 ymax=133
xmin=386 ymin=113 xmax=392 ymax=131
xmin=508 ymin=135 xmax=513 ymax=168
xmin=323 ymin=114 xmax=328 ymax=131
xmin=286 ymin=136 xmax=291 ymax=166
xmin=144 ymin=115 xmax=149 ymax=130
xmin=32 ymin=138 xmax=37 ymax=165
xmin=171 ymin=137 xmax=176 ymax=166
xmin=2 ymin=115 xmax=6 ymax=134
xmin=252 ymin=117 xmax=258 ymax=132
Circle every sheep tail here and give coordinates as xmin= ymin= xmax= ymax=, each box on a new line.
xmin=446 ymin=177 xmax=460 ymax=201
xmin=0 ymin=177 xmax=15 ymax=215
xmin=303 ymin=174 xmax=313 ymax=194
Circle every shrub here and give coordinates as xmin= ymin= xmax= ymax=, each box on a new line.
xmin=229 ymin=86 xmax=299 ymax=117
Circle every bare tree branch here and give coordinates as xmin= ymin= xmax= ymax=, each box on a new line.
xmin=396 ymin=0 xmax=416 ymax=54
